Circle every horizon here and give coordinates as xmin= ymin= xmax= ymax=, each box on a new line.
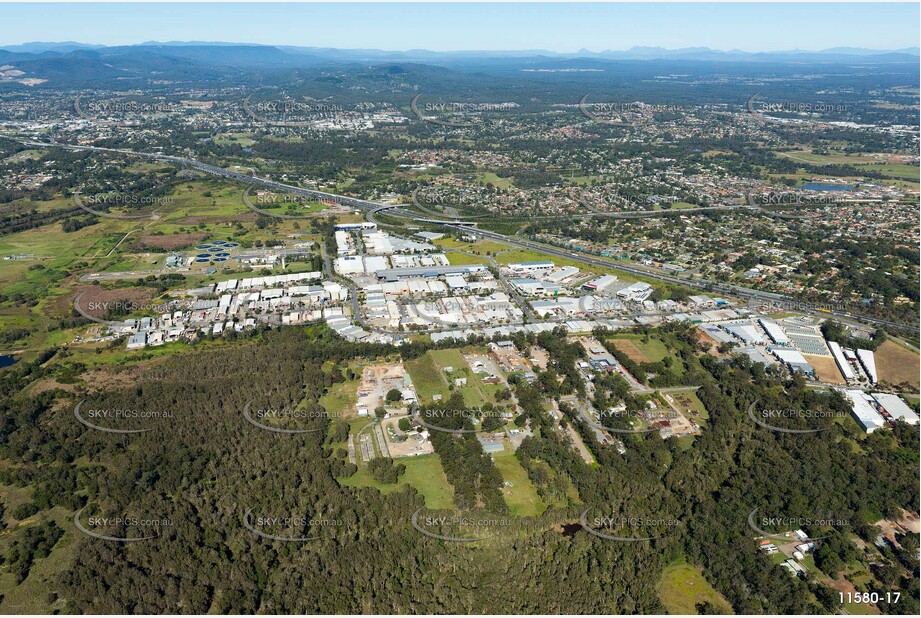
xmin=0 ymin=2 xmax=918 ymax=53
xmin=3 ymin=39 xmax=920 ymax=55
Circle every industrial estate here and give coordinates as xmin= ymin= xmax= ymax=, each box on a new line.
xmin=0 ymin=6 xmax=918 ymax=616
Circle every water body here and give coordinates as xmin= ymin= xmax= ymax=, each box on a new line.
xmin=0 ymin=354 xmax=17 ymax=368
xmin=801 ymin=183 xmax=855 ymax=192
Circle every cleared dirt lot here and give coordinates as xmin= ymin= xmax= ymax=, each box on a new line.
xmin=134 ymin=232 xmax=208 ymax=251
xmin=804 ymin=353 xmax=845 ymax=384
xmin=611 ymin=338 xmax=649 ymax=363
xmin=356 ymin=363 xmax=412 ymax=416
xmin=381 ymin=415 xmax=434 ymax=458
xmin=876 ymin=340 xmax=920 ymax=389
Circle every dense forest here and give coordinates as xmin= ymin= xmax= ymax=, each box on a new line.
xmin=0 ymin=323 xmax=917 ymax=613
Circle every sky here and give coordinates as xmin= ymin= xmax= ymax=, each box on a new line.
xmin=0 ymin=2 xmax=918 ymax=53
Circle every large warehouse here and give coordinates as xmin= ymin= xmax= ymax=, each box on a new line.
xmin=844 ymin=389 xmax=886 ymax=433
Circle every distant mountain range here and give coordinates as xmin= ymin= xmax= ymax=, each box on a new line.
xmin=2 ymin=41 xmax=919 ymax=63
xmin=0 ymin=41 xmax=917 ymax=88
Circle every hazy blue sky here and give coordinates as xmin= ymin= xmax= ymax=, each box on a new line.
xmin=0 ymin=3 xmax=918 ymax=52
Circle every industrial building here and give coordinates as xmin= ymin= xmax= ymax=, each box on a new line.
xmin=374 ymin=264 xmax=488 ymax=281
xmin=758 ymin=318 xmax=791 ymax=346
xmin=616 ymin=281 xmax=654 ymax=302
xmin=844 ymin=389 xmax=886 ymax=433
xmin=544 ymin=266 xmax=580 ymax=283
xmin=510 ymin=278 xmax=563 ymax=296
xmin=856 ymin=349 xmax=878 ymax=384
xmin=508 ymin=261 xmax=555 ymax=274
xmin=723 ymin=321 xmax=766 ymax=345
xmin=871 ymin=393 xmax=919 ymax=425
xmin=770 ymin=348 xmax=815 ymax=376
xmin=827 ymin=341 xmax=856 ymax=382
xmin=582 ymin=274 xmax=618 ymax=292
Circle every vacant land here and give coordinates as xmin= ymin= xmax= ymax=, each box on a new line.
xmin=399 ymin=454 xmax=455 ymax=509
xmin=133 ymin=232 xmax=208 ymax=251
xmin=404 ymin=352 xmax=448 ymax=404
xmin=491 ymin=447 xmax=546 ymax=517
xmin=445 ymin=251 xmax=492 ymax=266
xmin=337 ymin=452 xmax=454 ymax=510
xmin=804 ymin=353 xmax=845 ymax=385
xmin=611 ymin=338 xmax=650 ymax=363
xmin=670 ymin=391 xmax=709 ymax=420
xmin=658 ymin=557 xmax=733 ymax=615
xmin=406 ymin=348 xmax=495 ymax=407
xmin=876 ymin=340 xmax=920 ymax=389
xmin=611 ymin=334 xmax=670 ymax=363
xmin=319 ymin=373 xmax=360 ymax=419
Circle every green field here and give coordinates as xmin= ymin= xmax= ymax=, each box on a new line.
xmin=670 ymin=391 xmax=709 ymax=419
xmin=491 ymin=447 xmax=546 ymax=517
xmin=0 ymin=484 xmax=75 ymax=614
xmin=435 ymin=237 xmax=511 ymax=255
xmin=406 ymin=349 xmax=497 ymax=408
xmin=445 ymin=251 xmax=493 ymax=266
xmin=611 ymin=334 xmax=670 ymax=362
xmin=473 ymin=172 xmax=514 ymax=189
xmin=398 ymin=454 xmax=455 ymax=509
xmin=658 ymin=557 xmax=733 ymax=615
xmin=319 ymin=374 xmax=360 ymax=419
xmin=338 ymin=453 xmax=454 ymax=510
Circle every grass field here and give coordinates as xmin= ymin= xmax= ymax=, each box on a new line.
xmin=398 ymin=454 xmax=455 ymax=509
xmin=319 ymin=373 xmax=360 ymax=419
xmin=435 ymin=237 xmax=510 ymax=255
xmin=473 ymin=172 xmax=514 ymax=189
xmin=610 ymin=333 xmax=670 ymax=363
xmin=491 ymin=447 xmax=546 ymax=517
xmin=658 ymin=557 xmax=733 ymax=615
xmin=875 ymin=340 xmax=920 ymax=389
xmin=670 ymin=391 xmax=709 ymax=420
xmin=338 ymin=453 xmax=455 ymax=510
xmin=405 ymin=352 xmax=449 ymax=404
xmin=445 ymin=251 xmax=493 ymax=266
xmin=0 ymin=484 xmax=75 ymax=614
xmin=406 ymin=349 xmax=495 ymax=407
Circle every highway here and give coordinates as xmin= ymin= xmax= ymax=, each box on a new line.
xmin=11 ymin=135 xmax=916 ymax=335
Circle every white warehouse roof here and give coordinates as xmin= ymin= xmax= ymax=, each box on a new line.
xmin=872 ymin=393 xmax=919 ymax=425
xmin=844 ymin=389 xmax=886 ymax=433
